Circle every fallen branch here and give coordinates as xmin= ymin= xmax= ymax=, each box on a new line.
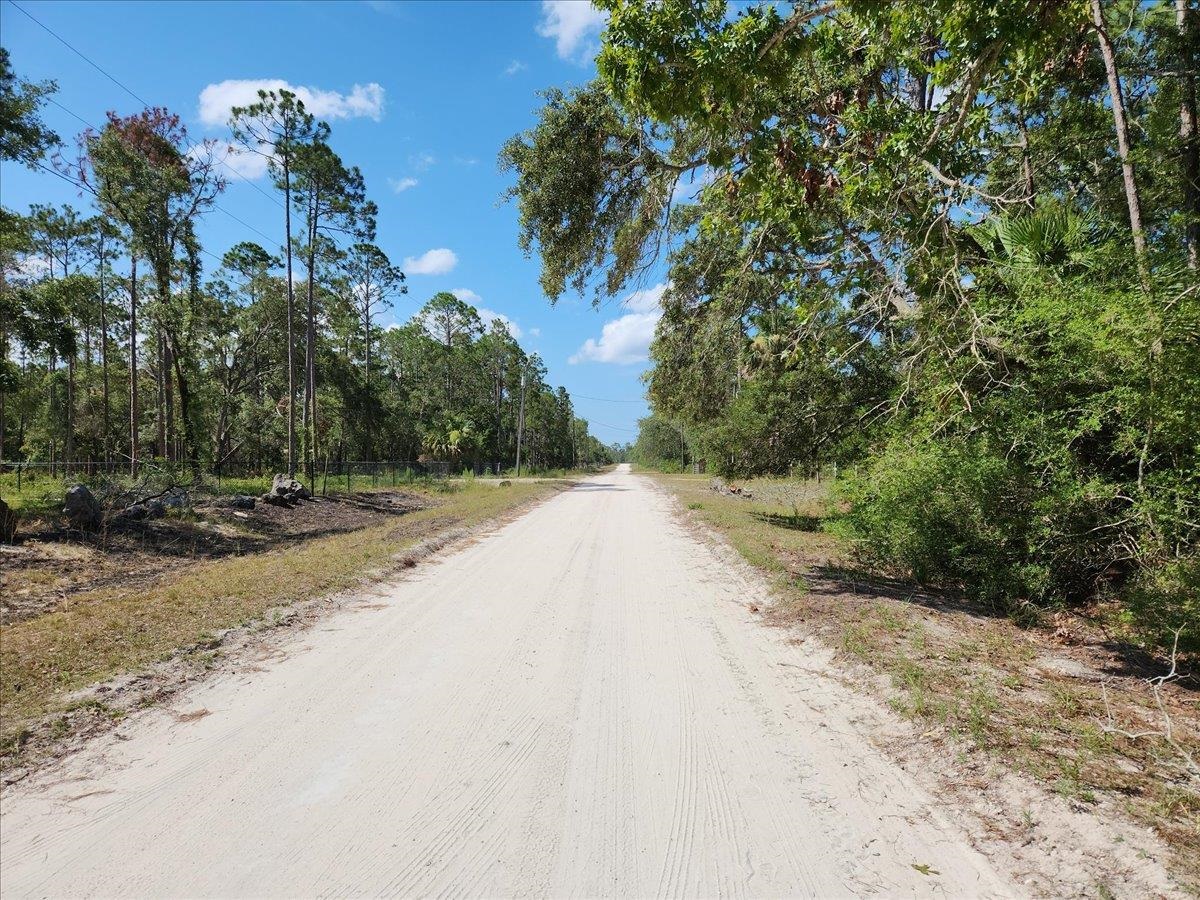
xmin=1097 ymin=629 xmax=1199 ymax=781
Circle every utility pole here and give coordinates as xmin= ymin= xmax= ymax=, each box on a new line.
xmin=515 ymin=371 xmax=527 ymax=478
xmin=571 ymin=417 xmax=578 ymax=470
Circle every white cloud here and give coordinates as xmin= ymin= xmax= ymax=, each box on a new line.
xmin=198 ymin=79 xmax=385 ymax=127
xmin=450 ymin=288 xmax=482 ymax=304
xmin=404 ymin=248 xmax=458 ymax=275
xmin=537 ymin=0 xmax=608 ymax=62
xmin=529 ymin=327 xmax=542 ymax=338
xmin=451 ymin=289 xmax=522 ymax=337
xmin=504 ymin=60 xmax=528 ymax=76
xmin=4 ymin=254 xmax=50 ymax=281
xmin=569 ymin=312 xmax=659 ymax=364
xmin=478 ymin=308 xmax=522 ymax=338
xmin=388 ymin=176 xmax=418 ymax=193
xmin=570 ymin=282 xmax=667 ymax=364
xmin=409 ymin=151 xmax=436 ymax=171
xmin=200 ymin=139 xmax=270 ymax=180
xmin=622 ymin=282 xmax=668 ymax=313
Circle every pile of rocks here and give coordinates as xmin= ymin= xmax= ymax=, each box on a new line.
xmin=212 ymin=494 xmax=256 ymax=511
xmin=261 ymin=474 xmax=311 ymax=507
xmin=710 ymin=477 xmax=754 ymax=500
xmin=116 ymin=488 xmax=190 ymax=522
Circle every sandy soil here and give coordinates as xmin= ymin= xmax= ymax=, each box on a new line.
xmin=0 ymin=466 xmax=1124 ymax=897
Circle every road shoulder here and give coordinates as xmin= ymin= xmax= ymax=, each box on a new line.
xmin=1 ymin=478 xmax=574 ymax=783
xmin=644 ymin=470 xmax=1190 ymax=898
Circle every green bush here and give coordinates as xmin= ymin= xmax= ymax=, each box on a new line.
xmin=830 ymin=441 xmax=1038 ymax=610
xmin=833 ymin=438 xmax=1197 ymax=650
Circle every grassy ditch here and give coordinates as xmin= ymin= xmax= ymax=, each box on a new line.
xmin=1 ymin=479 xmax=568 ymax=763
xmin=651 ymin=472 xmax=1200 ymax=886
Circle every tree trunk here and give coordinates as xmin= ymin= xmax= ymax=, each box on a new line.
xmin=1179 ymin=0 xmax=1199 ymax=269
xmin=164 ymin=335 xmax=175 ymax=461
xmin=129 ymin=257 xmax=138 ymax=476
xmin=305 ymin=200 xmax=319 ymax=485
xmin=49 ymin=351 xmax=57 ymax=476
xmin=99 ymin=237 xmax=111 ymax=465
xmin=364 ymin=302 xmax=371 ymax=387
xmin=156 ymin=330 xmax=166 ymax=459
xmin=284 ymin=157 xmax=296 ymax=477
xmin=1018 ymin=114 xmax=1036 ymax=207
xmin=1092 ymin=0 xmax=1149 ymax=286
xmin=515 ymin=372 xmax=526 ymax=477
xmin=66 ymin=352 xmax=75 ymax=470
xmin=167 ymin=331 xmax=201 ymax=476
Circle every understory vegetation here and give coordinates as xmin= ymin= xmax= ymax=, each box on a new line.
xmin=502 ymin=0 xmax=1199 ymax=651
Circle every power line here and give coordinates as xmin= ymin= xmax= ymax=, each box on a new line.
xmin=6 ymin=0 xmax=284 ymax=210
xmin=44 ymin=95 xmax=93 ymax=131
xmin=587 ymin=419 xmax=639 ymax=434
xmin=29 ymin=160 xmax=230 ymax=271
xmin=21 ymin=78 xmax=280 ymax=249
xmin=573 ymin=394 xmax=647 ymax=404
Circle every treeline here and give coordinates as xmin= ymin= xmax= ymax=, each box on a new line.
xmin=502 ymin=1 xmax=1198 ymax=645
xmin=0 ymin=49 xmax=612 ymax=480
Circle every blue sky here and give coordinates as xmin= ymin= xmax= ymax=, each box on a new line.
xmin=1 ymin=0 xmax=661 ymax=444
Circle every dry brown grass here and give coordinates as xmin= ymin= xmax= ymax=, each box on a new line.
xmin=653 ymin=472 xmax=1200 ymax=886
xmin=1 ymin=480 xmax=568 ymax=762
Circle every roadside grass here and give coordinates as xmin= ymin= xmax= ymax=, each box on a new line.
xmin=0 ymin=473 xmax=67 ymax=515
xmin=651 ymin=472 xmax=1200 ymax=885
xmin=0 ymin=479 xmax=567 ymax=761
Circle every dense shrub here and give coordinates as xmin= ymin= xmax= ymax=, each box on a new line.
xmin=832 ymin=258 xmax=1199 ymax=649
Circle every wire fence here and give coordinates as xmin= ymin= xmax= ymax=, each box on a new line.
xmin=0 ymin=459 xmax=467 ymax=496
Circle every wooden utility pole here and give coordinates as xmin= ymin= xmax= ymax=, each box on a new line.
xmin=515 ymin=371 xmax=527 ymax=478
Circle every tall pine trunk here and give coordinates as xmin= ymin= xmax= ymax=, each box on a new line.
xmin=284 ymin=158 xmax=296 ymax=477
xmin=66 ymin=353 xmax=75 ymax=471
xmin=1179 ymin=0 xmax=1198 ymax=269
xmin=1092 ymin=0 xmax=1149 ymax=286
xmin=167 ymin=333 xmax=200 ymax=477
xmin=305 ymin=213 xmax=318 ymax=485
xmin=129 ymin=257 xmax=138 ymax=476
xmin=156 ymin=330 xmax=166 ymax=459
xmin=99 ymin=235 xmax=111 ymax=465
xmin=165 ymin=337 xmax=175 ymax=461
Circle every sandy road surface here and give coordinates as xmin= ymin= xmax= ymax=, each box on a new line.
xmin=1 ymin=465 xmax=1015 ymax=898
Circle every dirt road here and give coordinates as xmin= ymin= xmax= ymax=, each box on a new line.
xmin=1 ymin=465 xmax=1015 ymax=897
